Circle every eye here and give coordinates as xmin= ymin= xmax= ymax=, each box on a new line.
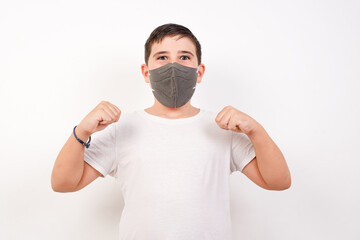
xmin=157 ymin=56 xmax=167 ymax=60
xmin=180 ymin=55 xmax=190 ymax=60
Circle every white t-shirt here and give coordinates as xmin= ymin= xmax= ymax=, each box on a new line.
xmin=84 ymin=108 xmax=256 ymax=240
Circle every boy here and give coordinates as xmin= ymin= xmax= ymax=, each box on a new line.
xmin=52 ymin=23 xmax=291 ymax=239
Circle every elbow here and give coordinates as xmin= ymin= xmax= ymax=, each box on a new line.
xmin=267 ymin=182 xmax=291 ymax=191
xmin=51 ymin=181 xmax=67 ymax=193
xmin=51 ymin=176 xmax=76 ymax=193
xmin=284 ymin=172 xmax=292 ymax=189
xmin=285 ymin=177 xmax=292 ymax=189
xmin=51 ymin=183 xmax=75 ymax=193
xmin=277 ymin=180 xmax=291 ymax=191
xmin=266 ymin=174 xmax=292 ymax=191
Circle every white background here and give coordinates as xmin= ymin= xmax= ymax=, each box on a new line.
xmin=1 ymin=0 xmax=359 ymax=239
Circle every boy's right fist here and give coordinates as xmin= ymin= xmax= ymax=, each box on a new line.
xmin=77 ymin=101 xmax=121 ymax=136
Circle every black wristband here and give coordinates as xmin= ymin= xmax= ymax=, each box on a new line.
xmin=73 ymin=125 xmax=91 ymax=148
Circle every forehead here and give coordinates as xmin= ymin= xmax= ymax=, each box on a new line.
xmin=150 ymin=35 xmax=196 ymax=54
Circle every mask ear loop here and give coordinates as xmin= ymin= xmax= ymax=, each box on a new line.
xmin=194 ymin=66 xmax=200 ymax=89
xmin=148 ymin=72 xmax=155 ymax=91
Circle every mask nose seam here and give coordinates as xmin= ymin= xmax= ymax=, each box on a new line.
xmin=172 ymin=64 xmax=177 ymax=108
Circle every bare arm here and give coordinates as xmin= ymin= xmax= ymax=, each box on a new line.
xmin=51 ymin=125 xmax=93 ymax=192
xmin=246 ymin=124 xmax=291 ymax=190
xmin=215 ymin=105 xmax=291 ymax=190
xmin=51 ymin=101 xmax=121 ymax=193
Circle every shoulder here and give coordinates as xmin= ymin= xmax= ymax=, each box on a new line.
xmin=114 ymin=109 xmax=140 ymax=123
xmin=112 ymin=109 xmax=139 ymax=129
xmin=112 ymin=109 xmax=149 ymax=134
xmin=199 ymin=108 xmax=217 ymax=121
xmin=199 ymin=108 xmax=231 ymax=139
xmin=200 ymin=108 xmax=221 ymax=127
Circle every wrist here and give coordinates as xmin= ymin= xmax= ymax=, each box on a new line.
xmin=247 ymin=122 xmax=264 ymax=139
xmin=75 ymin=125 xmax=92 ymax=142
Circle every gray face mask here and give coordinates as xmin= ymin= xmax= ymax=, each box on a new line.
xmin=148 ymin=62 xmax=199 ymax=108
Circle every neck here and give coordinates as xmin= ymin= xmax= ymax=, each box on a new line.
xmin=144 ymin=98 xmax=200 ymax=119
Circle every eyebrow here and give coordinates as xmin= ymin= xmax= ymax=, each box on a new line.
xmin=152 ymin=50 xmax=195 ymax=58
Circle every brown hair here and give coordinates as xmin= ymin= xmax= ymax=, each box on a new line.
xmin=144 ymin=23 xmax=202 ymax=66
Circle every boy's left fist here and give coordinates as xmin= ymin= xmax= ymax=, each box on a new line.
xmin=215 ymin=105 xmax=259 ymax=135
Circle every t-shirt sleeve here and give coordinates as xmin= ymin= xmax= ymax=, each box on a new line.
xmin=230 ymin=131 xmax=256 ymax=174
xmin=83 ymin=123 xmax=118 ymax=178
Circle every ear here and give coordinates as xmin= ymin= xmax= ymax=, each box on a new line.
xmin=141 ymin=64 xmax=150 ymax=83
xmin=196 ymin=64 xmax=205 ymax=84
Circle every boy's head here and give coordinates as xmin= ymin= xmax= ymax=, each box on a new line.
xmin=144 ymin=23 xmax=202 ymax=67
xmin=141 ymin=23 xmax=205 ymax=87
